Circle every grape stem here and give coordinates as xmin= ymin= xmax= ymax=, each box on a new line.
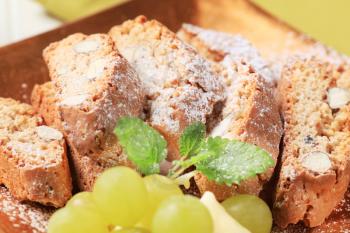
xmin=168 ymin=151 xmax=213 ymax=180
xmin=174 ymin=171 xmax=198 ymax=189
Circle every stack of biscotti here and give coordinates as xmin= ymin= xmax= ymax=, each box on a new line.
xmin=31 ymin=82 xmax=134 ymax=191
xmin=32 ymin=33 xmax=144 ymax=191
xmin=0 ymin=98 xmax=72 ymax=207
xmin=177 ymin=24 xmax=283 ymax=200
xmin=109 ymin=16 xmax=226 ymax=161
xmin=273 ymin=57 xmax=350 ymax=228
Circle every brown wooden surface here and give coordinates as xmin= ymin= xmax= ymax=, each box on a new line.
xmin=0 ymin=0 xmax=348 ymax=232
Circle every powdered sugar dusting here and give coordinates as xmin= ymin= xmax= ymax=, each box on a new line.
xmin=110 ymin=19 xmax=225 ymax=141
xmin=178 ymin=23 xmax=282 ymax=160
xmin=0 ymin=186 xmax=52 ymax=233
xmin=211 ymin=59 xmax=281 ymax=156
xmin=267 ymin=38 xmax=350 ymax=81
xmin=272 ymin=189 xmax=350 ymax=233
xmin=45 ymin=33 xmax=145 ymax=154
xmin=150 ymin=85 xmax=215 ymax=133
xmin=0 ymin=98 xmax=63 ymax=169
xmin=181 ymin=23 xmax=275 ymax=84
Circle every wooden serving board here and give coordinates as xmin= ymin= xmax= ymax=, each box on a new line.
xmin=0 ymin=0 xmax=348 ymax=232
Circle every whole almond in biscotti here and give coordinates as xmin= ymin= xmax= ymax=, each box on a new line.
xmin=274 ymin=58 xmax=350 ymax=228
xmin=0 ymin=98 xmax=72 ymax=207
xmin=177 ymin=24 xmax=283 ymax=201
xmin=31 ymin=82 xmax=134 ymax=191
xmin=43 ymin=33 xmax=145 ymax=156
xmin=109 ymin=16 xmax=225 ymax=161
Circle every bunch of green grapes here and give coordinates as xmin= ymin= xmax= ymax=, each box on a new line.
xmin=47 ymin=166 xmax=213 ymax=233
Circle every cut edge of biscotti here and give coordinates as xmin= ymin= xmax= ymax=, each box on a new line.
xmin=31 ymin=81 xmax=134 ymax=192
xmin=43 ymin=32 xmax=145 ymax=156
xmin=177 ymin=23 xmax=283 ymax=200
xmin=274 ymin=57 xmax=350 ymax=228
xmin=0 ymin=97 xmax=72 ymax=207
xmin=177 ymin=23 xmax=277 ymax=85
xmin=109 ymin=15 xmax=226 ymax=161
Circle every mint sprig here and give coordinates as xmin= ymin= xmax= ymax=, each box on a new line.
xmin=114 ymin=117 xmax=274 ymax=186
xmin=179 ymin=122 xmax=205 ymax=157
xmin=195 ymin=137 xmax=274 ymax=185
xmin=114 ymin=117 xmax=167 ymax=175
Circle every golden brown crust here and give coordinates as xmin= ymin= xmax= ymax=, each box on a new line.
xmin=109 ymin=16 xmax=225 ymax=161
xmin=195 ymin=71 xmax=282 ymax=200
xmin=0 ymin=145 xmax=71 ymax=207
xmin=178 ymin=24 xmax=283 ymax=201
xmin=43 ymin=33 xmax=145 ymax=157
xmin=274 ymin=58 xmax=350 ymax=227
xmin=0 ymin=98 xmax=72 ymax=207
xmin=31 ymin=82 xmax=62 ymax=131
xmin=31 ymin=82 xmax=134 ymax=191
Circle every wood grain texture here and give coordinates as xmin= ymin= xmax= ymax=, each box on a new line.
xmin=0 ymin=0 xmax=348 ymax=232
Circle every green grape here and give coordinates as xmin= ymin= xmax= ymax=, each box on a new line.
xmin=152 ymin=195 xmax=213 ymax=233
xmin=92 ymin=166 xmax=148 ymax=227
xmin=222 ymin=194 xmax=273 ymax=233
xmin=48 ymin=206 xmax=108 ymax=233
xmin=66 ymin=191 xmax=98 ymax=211
xmin=111 ymin=227 xmax=150 ymax=233
xmin=138 ymin=174 xmax=182 ymax=229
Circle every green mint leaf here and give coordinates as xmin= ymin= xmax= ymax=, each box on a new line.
xmin=114 ymin=117 xmax=167 ymax=175
xmin=179 ymin=122 xmax=206 ymax=157
xmin=195 ymin=137 xmax=274 ymax=186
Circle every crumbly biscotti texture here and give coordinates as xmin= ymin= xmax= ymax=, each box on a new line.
xmin=274 ymin=58 xmax=350 ymax=228
xmin=178 ymin=24 xmax=283 ymax=201
xmin=43 ymin=33 xmax=145 ymax=156
xmin=177 ymin=23 xmax=276 ymax=85
xmin=0 ymin=98 xmax=72 ymax=207
xmin=109 ymin=16 xmax=225 ymax=161
xmin=32 ymin=82 xmax=133 ymax=191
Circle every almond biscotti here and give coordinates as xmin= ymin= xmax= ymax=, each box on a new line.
xmin=0 ymin=98 xmax=72 ymax=207
xmin=177 ymin=24 xmax=283 ymax=200
xmin=43 ymin=33 xmax=145 ymax=156
xmin=274 ymin=58 xmax=350 ymax=227
xmin=32 ymin=82 xmax=134 ymax=191
xmin=109 ymin=16 xmax=225 ymax=161
xmin=177 ymin=23 xmax=276 ymax=85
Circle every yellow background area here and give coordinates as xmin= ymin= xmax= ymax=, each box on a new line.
xmin=253 ymin=0 xmax=350 ymax=55
xmin=39 ymin=0 xmax=350 ymax=56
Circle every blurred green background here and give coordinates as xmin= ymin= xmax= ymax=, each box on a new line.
xmin=38 ymin=0 xmax=350 ymax=56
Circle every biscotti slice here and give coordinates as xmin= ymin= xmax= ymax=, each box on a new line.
xmin=32 ymin=82 xmax=133 ymax=191
xmin=0 ymin=98 xmax=72 ymax=207
xmin=43 ymin=33 xmax=145 ymax=156
xmin=274 ymin=58 xmax=350 ymax=228
xmin=272 ymin=187 xmax=350 ymax=233
xmin=109 ymin=16 xmax=225 ymax=161
xmin=177 ymin=24 xmax=283 ymax=200
xmin=177 ymin=23 xmax=276 ymax=85
xmin=0 ymin=186 xmax=53 ymax=233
